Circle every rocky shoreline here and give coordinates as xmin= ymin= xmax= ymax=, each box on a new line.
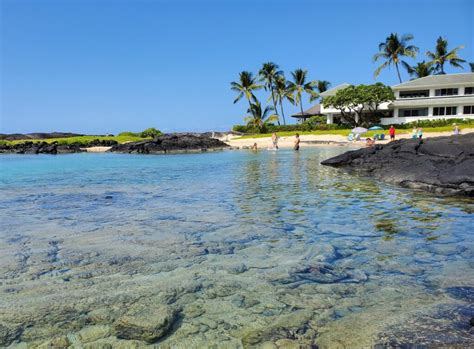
xmin=108 ymin=134 xmax=229 ymax=154
xmin=321 ymin=133 xmax=474 ymax=196
xmin=0 ymin=139 xmax=118 ymax=154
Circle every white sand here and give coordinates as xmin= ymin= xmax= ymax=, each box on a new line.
xmin=82 ymin=146 xmax=112 ymax=152
xmin=225 ymin=128 xmax=474 ymax=149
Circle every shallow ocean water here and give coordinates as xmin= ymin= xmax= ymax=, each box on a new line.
xmin=0 ymin=148 xmax=473 ymax=348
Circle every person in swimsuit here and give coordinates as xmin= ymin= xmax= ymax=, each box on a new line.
xmin=271 ymin=133 xmax=279 ymax=149
xmin=294 ymin=133 xmax=300 ymax=151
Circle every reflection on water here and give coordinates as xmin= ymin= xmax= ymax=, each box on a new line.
xmin=0 ymin=149 xmax=473 ymax=348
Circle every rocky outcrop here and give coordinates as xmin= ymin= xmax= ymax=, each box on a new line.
xmin=321 ymin=133 xmax=474 ymax=196
xmin=109 ymin=134 xmax=229 ymax=154
xmin=0 ymin=140 xmax=118 ymax=154
xmin=0 ymin=141 xmax=85 ymax=154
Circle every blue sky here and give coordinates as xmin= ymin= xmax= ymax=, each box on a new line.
xmin=1 ymin=0 xmax=473 ymax=134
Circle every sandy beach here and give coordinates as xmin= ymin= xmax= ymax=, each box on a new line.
xmin=225 ymin=128 xmax=474 ymax=149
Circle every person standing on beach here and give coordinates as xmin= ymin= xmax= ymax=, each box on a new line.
xmin=417 ymin=128 xmax=423 ymax=139
xmin=271 ymin=133 xmax=279 ymax=149
xmin=453 ymin=123 xmax=461 ymax=135
xmin=294 ymin=133 xmax=300 ymax=151
xmin=389 ymin=125 xmax=396 ymax=141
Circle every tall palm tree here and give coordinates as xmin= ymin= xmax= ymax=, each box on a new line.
xmin=244 ymin=100 xmax=279 ymax=132
xmin=316 ymin=80 xmax=331 ymax=94
xmin=230 ymin=71 xmax=262 ymax=108
xmin=407 ymin=61 xmax=434 ymax=79
xmin=273 ymin=75 xmax=294 ymax=125
xmin=287 ymin=69 xmax=318 ymax=116
xmin=426 ymin=37 xmax=465 ymax=74
xmin=373 ymin=33 xmax=419 ymax=83
xmin=259 ymin=62 xmax=283 ymax=124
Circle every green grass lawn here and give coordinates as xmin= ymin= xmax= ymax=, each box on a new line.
xmin=1 ymin=135 xmax=149 ymax=146
xmin=236 ymin=124 xmax=474 ymax=139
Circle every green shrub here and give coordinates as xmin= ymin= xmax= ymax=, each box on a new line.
xmin=392 ymin=118 xmax=474 ymax=129
xmin=118 ymin=128 xmax=162 ymax=138
xmin=140 ymin=127 xmax=162 ymax=138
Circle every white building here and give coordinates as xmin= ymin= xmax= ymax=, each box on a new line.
xmin=320 ymin=73 xmax=474 ymax=125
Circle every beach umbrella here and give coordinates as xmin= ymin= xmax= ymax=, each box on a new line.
xmin=352 ymin=127 xmax=368 ymax=134
xmin=368 ymin=126 xmax=384 ymax=130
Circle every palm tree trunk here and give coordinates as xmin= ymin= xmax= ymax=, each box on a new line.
xmin=270 ymin=87 xmax=280 ymax=125
xmin=440 ymin=63 xmax=445 ymax=74
xmin=395 ymin=63 xmax=402 ymax=83
xmin=300 ymin=100 xmax=304 ymax=124
xmin=279 ymin=99 xmax=286 ymax=125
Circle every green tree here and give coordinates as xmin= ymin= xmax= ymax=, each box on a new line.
xmin=230 ymin=71 xmax=262 ymax=108
xmin=373 ymin=33 xmax=419 ymax=83
xmin=287 ymin=69 xmax=318 ymax=116
xmin=316 ymin=80 xmax=331 ymax=94
xmin=426 ymin=37 xmax=466 ymax=74
xmin=407 ymin=61 xmax=434 ymax=79
xmin=244 ymin=100 xmax=279 ymax=132
xmin=322 ymin=84 xmax=395 ymax=127
xmin=140 ymin=127 xmax=162 ymax=138
xmin=259 ymin=62 xmax=283 ymax=125
xmin=273 ymin=75 xmax=294 ymax=126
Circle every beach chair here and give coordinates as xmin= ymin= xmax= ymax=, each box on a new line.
xmin=355 ymin=133 xmax=361 ymax=141
xmin=379 ymin=134 xmax=385 ymax=140
xmin=347 ymin=133 xmax=354 ymax=141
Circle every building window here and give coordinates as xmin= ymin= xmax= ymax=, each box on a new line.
xmin=399 ymin=90 xmax=429 ymax=98
xmin=400 ymin=108 xmax=429 ymax=117
xmin=435 ymin=88 xmax=458 ymax=96
xmin=464 ymin=106 xmax=474 ymax=114
xmin=445 ymin=106 xmax=457 ymax=115
xmin=465 ymin=87 xmax=474 ymax=95
xmin=433 ymin=107 xmax=445 ymax=116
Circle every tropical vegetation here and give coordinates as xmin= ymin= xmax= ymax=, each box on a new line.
xmin=231 ymin=64 xmax=321 ymax=132
xmin=322 ymin=83 xmax=395 ymax=127
xmin=426 ymin=36 xmax=466 ymax=74
xmin=373 ymin=33 xmax=467 ymax=81
xmin=373 ymin=33 xmax=419 ymax=83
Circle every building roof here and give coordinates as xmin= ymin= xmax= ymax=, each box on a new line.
xmin=392 ymin=73 xmax=474 ymax=90
xmin=291 ymin=104 xmax=322 ymax=118
xmin=319 ymin=83 xmax=351 ymax=97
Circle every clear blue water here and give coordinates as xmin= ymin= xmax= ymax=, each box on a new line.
xmin=0 ymin=149 xmax=473 ymax=347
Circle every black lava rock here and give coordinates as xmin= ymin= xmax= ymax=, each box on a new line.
xmin=108 ymin=133 xmax=229 ymax=154
xmin=0 ymin=141 xmax=85 ymax=154
xmin=321 ymin=134 xmax=474 ymax=196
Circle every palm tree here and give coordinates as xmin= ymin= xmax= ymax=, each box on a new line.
xmin=407 ymin=61 xmax=434 ymax=79
xmin=373 ymin=33 xmax=419 ymax=83
xmin=244 ymin=100 xmax=279 ymax=132
xmin=316 ymin=80 xmax=331 ymax=94
xmin=259 ymin=62 xmax=283 ymax=124
xmin=230 ymin=71 xmax=262 ymax=108
xmin=273 ymin=75 xmax=294 ymax=125
xmin=426 ymin=37 xmax=466 ymax=74
xmin=287 ymin=69 xmax=318 ymax=116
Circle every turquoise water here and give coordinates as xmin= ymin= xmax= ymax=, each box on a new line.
xmin=0 ymin=149 xmax=473 ymax=348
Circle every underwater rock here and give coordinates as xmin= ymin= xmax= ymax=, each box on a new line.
xmin=113 ymin=304 xmax=178 ymax=343
xmin=240 ymin=310 xmax=315 ymax=346
xmin=445 ymin=286 xmax=474 ymax=302
xmin=282 ymin=263 xmax=367 ymax=285
xmin=375 ymin=303 xmax=474 ymax=347
xmin=109 ymin=133 xmax=229 ymax=154
xmin=321 ymin=134 xmax=474 ymax=196
xmin=0 ymin=322 xmax=22 ymax=347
